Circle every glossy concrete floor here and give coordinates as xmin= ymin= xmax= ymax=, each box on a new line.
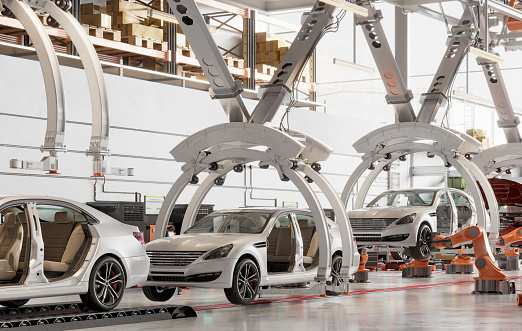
xmin=29 ymin=266 xmax=522 ymax=331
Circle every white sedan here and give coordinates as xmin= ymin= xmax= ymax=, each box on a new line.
xmin=348 ymin=188 xmax=477 ymax=260
xmin=143 ymin=208 xmax=359 ymax=305
xmin=0 ymin=196 xmax=149 ymax=311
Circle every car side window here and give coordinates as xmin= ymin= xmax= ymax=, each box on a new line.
xmin=275 ymin=214 xmax=292 ymax=228
xmin=436 ymin=192 xmax=453 ymax=234
xmin=35 ymin=204 xmax=89 ymax=224
xmin=451 ymin=193 xmax=473 ymax=230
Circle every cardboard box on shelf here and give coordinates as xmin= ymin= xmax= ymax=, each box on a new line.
xmin=81 ymin=3 xmax=106 ymax=15
xmin=266 ymin=39 xmax=287 ymax=51
xmin=111 ymin=11 xmax=146 ymax=25
xmin=256 ymin=51 xmax=279 ymax=64
xmin=176 ymin=33 xmax=186 ymax=48
xmin=113 ymin=23 xmax=164 ymax=41
xmin=81 ymin=13 xmax=112 ymax=29
xmin=279 ymin=46 xmax=289 ymax=58
xmin=256 ymin=32 xmax=285 ymax=43
xmin=256 ymin=42 xmax=267 ymax=53
xmin=106 ymin=0 xmax=148 ymax=13
xmin=466 ymin=128 xmax=486 ymax=138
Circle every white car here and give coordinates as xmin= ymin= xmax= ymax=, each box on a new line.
xmin=0 ymin=196 xmax=149 ymax=311
xmin=348 ymin=188 xmax=477 ymax=260
xmin=143 ymin=208 xmax=359 ymax=305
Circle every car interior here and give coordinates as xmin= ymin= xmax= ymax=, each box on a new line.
xmin=0 ymin=203 xmax=93 ymax=283
xmin=266 ymin=214 xmax=295 ymax=273
xmin=296 ymin=214 xmax=319 ymax=270
xmin=451 ymin=193 xmax=474 ymax=231
xmin=436 ymin=192 xmax=453 ymax=234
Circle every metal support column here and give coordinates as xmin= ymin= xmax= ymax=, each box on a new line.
xmin=416 ymin=7 xmax=474 ymax=124
xmin=164 ymin=0 xmax=177 ymax=75
xmin=355 ymin=3 xmax=415 ymax=122
xmin=243 ymin=9 xmax=256 ymax=90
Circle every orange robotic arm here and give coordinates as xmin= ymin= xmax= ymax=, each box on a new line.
xmin=498 ymin=227 xmax=522 ymax=247
xmin=432 ymin=226 xmax=508 ymax=281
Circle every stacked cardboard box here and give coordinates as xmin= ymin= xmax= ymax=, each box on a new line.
xmin=466 ymin=129 xmax=490 ymax=148
xmin=255 ymin=32 xmax=290 ymax=68
xmin=105 ymin=0 xmax=164 ymax=41
xmin=80 ymin=3 xmax=112 ymax=29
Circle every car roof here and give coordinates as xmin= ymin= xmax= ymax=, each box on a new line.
xmin=212 ymin=207 xmax=312 ymax=214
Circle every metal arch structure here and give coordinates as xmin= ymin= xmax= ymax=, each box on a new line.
xmin=25 ymin=0 xmax=112 ymax=172
xmin=340 ymin=123 xmax=500 ymax=235
xmin=2 ymin=0 xmax=66 ymax=166
xmin=472 ymin=143 xmax=522 ymax=177
xmin=155 ymin=123 xmax=359 ymax=283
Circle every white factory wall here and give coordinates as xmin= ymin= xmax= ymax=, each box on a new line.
xmin=0 ymin=53 xmax=387 ymax=212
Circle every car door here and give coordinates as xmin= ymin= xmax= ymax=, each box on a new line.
xmin=0 ymin=202 xmax=36 ymax=285
xmin=435 ymin=192 xmax=458 ymax=235
xmin=449 ymin=191 xmax=476 ymax=231
xmin=265 ymin=212 xmax=297 ymax=273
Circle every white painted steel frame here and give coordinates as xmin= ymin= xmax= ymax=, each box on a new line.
xmin=2 ymin=0 xmax=66 ymax=155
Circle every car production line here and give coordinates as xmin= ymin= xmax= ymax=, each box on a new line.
xmin=21 ymin=269 xmax=521 ymax=331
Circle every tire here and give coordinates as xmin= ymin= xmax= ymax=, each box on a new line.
xmin=224 ymin=258 xmax=259 ymax=305
xmin=142 ymin=286 xmax=176 ymax=302
xmin=327 ymin=255 xmax=343 ymax=287
xmin=80 ymin=256 xmax=126 ymax=311
xmin=0 ymin=299 xmax=29 ymax=308
xmin=409 ymin=224 xmax=432 ymax=260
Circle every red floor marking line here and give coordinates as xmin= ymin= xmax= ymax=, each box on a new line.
xmin=192 ymin=276 xmax=522 ymax=310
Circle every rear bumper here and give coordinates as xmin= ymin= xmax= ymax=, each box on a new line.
xmin=123 ymin=255 xmax=150 ymax=287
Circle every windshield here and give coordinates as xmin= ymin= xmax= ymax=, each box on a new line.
xmin=185 ymin=212 xmax=271 ymax=234
xmin=367 ymin=191 xmax=436 ymax=207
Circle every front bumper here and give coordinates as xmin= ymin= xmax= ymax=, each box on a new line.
xmin=354 ymin=225 xmax=417 ymax=247
xmin=144 ymin=257 xmax=238 ymax=289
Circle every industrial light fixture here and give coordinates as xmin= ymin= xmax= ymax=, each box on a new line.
xmin=333 ymin=58 xmax=375 ymax=74
xmin=320 ymin=0 xmax=369 ymax=17
xmin=469 ymin=47 xmax=504 ymax=64
xmin=452 ymin=90 xmax=482 ymax=103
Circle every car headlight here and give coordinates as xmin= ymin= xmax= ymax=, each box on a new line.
xmin=396 ymin=213 xmax=416 ymax=225
xmin=203 ymin=244 xmax=233 ymax=260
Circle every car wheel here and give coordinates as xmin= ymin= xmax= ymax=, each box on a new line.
xmin=326 ymin=255 xmax=343 ymax=296
xmin=409 ymin=224 xmax=432 ymax=260
xmin=0 ymin=299 xmax=29 ymax=308
xmin=327 ymin=255 xmax=343 ymax=287
xmin=142 ymin=286 xmax=176 ymax=302
xmin=224 ymin=258 xmax=259 ymax=305
xmin=80 ymin=256 xmax=126 ymax=311
xmin=391 ymin=249 xmax=412 ymax=263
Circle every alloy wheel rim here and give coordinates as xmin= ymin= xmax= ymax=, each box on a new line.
xmin=95 ymin=262 xmax=123 ymax=306
xmin=419 ymin=227 xmax=431 ymax=258
xmin=237 ymin=262 xmax=258 ymax=301
xmin=331 ymin=258 xmax=342 ymax=286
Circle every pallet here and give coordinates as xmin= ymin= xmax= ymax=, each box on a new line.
xmin=176 ymin=46 xmax=195 ymax=58
xmin=121 ymin=35 xmax=168 ymax=51
xmin=82 ymin=24 xmax=121 ymax=41
xmin=224 ymin=57 xmax=245 ymax=68
xmin=256 ymin=63 xmax=277 ymax=76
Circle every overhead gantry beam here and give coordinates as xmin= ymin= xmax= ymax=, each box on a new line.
xmin=165 ymin=0 xmax=250 ymax=122
xmin=249 ymin=1 xmax=368 ymax=124
xmin=355 ymin=2 xmax=415 ymax=122
xmin=416 ymin=6 xmax=474 ymax=124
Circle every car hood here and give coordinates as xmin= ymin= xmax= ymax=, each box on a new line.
xmin=146 ymin=233 xmax=255 ymax=252
xmin=348 ymin=206 xmax=423 ymax=219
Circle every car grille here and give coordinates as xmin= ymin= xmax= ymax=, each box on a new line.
xmin=354 ymin=234 xmax=382 ymax=242
xmin=349 ymin=218 xmax=396 ymax=232
xmin=147 ymin=251 xmax=207 ymax=267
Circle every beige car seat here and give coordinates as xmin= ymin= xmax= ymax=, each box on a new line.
xmin=43 ymin=212 xmax=85 ymax=273
xmin=0 ymin=213 xmax=23 ymax=280
xmin=303 ymin=231 xmax=318 ymax=265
